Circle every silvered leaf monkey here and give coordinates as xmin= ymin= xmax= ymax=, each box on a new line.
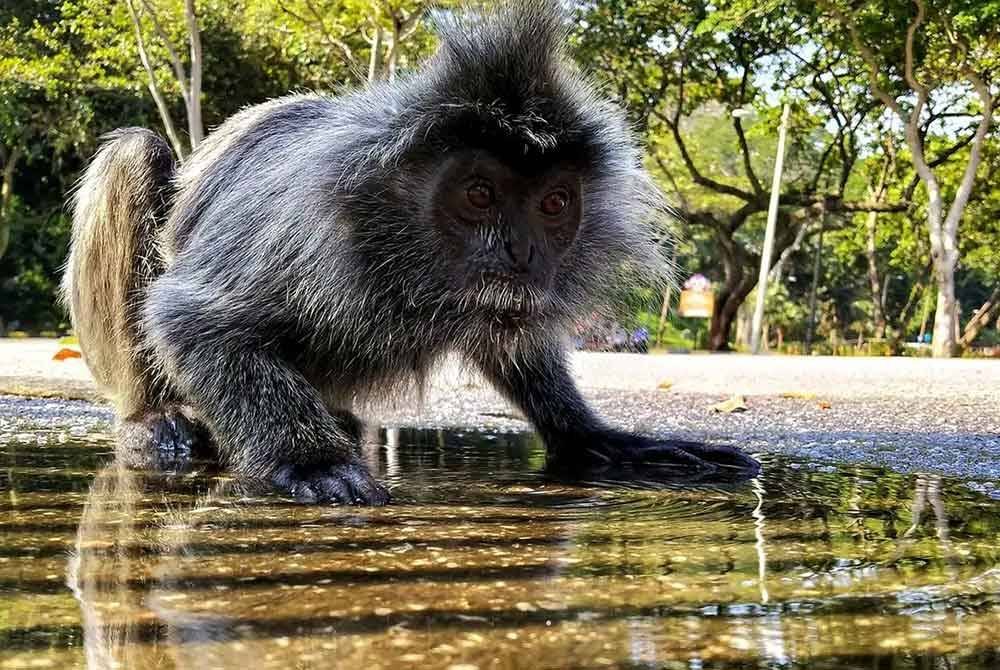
xmin=63 ymin=0 xmax=759 ymax=505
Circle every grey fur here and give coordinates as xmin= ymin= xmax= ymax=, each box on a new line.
xmin=64 ymin=0 xmax=757 ymax=505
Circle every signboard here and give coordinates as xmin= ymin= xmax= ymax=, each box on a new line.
xmin=678 ymin=289 xmax=715 ymax=318
xmin=678 ymin=274 xmax=714 ymax=319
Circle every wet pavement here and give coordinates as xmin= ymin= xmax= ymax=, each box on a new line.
xmin=3 ymin=422 xmax=1000 ymax=669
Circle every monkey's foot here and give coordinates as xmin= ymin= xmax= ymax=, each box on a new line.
xmin=117 ymin=407 xmax=208 ymax=472
xmin=555 ymin=433 xmax=760 ymax=479
xmin=272 ymin=461 xmax=390 ymax=506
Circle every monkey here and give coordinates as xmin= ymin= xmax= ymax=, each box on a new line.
xmin=62 ymin=0 xmax=759 ymax=506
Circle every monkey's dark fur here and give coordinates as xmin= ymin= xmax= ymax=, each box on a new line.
xmin=63 ymin=0 xmax=759 ymax=505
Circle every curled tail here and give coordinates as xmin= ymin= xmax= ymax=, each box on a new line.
xmin=63 ymin=128 xmax=175 ymax=417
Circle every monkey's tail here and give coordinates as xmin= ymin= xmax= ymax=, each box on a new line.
xmin=62 ymin=128 xmax=176 ymax=417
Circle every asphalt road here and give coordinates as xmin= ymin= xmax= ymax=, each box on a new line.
xmin=1 ymin=339 xmax=998 ymax=490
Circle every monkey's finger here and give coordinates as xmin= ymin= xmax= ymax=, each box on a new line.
xmin=679 ymin=443 xmax=761 ymax=473
xmin=345 ymin=470 xmax=391 ymax=506
xmin=272 ymin=465 xmax=322 ymax=503
xmin=314 ymin=474 xmax=354 ymax=504
xmin=629 ymin=443 xmax=717 ymax=472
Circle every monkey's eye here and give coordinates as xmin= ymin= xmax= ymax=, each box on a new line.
xmin=466 ymin=182 xmax=494 ymax=209
xmin=540 ymin=188 xmax=569 ymax=216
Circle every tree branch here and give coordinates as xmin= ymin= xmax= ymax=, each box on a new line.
xmin=139 ymin=0 xmax=190 ymax=106
xmin=959 ymin=284 xmax=1000 ymax=349
xmin=733 ymin=58 xmax=764 ymax=196
xmin=653 ymin=110 xmax=757 ymax=202
xmin=651 ymin=152 xmax=690 ymax=212
xmin=125 ymin=0 xmax=186 ymax=158
xmin=826 ymin=3 xmax=902 ymax=116
xmin=184 ymin=0 xmax=204 ymax=147
xmin=902 ymin=129 xmax=978 ymax=201
xmin=904 ymin=0 xmax=930 ymax=97
xmin=942 ymin=69 xmax=994 ymax=235
xmin=733 ymin=116 xmax=764 ymax=196
xmin=279 ymin=0 xmax=363 ymax=77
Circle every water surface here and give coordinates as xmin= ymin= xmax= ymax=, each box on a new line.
xmin=2 ymin=427 xmax=1000 ymax=669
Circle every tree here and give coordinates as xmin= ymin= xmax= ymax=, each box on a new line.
xmin=821 ymin=0 xmax=999 ymax=357
xmin=953 ymin=137 xmax=1000 ymax=349
xmin=124 ymin=0 xmax=204 ymax=157
xmin=862 ymin=134 xmax=897 ymax=339
xmin=571 ymin=0 xmax=905 ymax=350
xmin=0 ymin=15 xmax=95 ymax=261
xmin=274 ymin=0 xmax=436 ymax=84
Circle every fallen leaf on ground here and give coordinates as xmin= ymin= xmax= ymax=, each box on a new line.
xmin=709 ymin=395 xmax=748 ymax=413
xmin=780 ymin=391 xmax=816 ymax=400
xmin=816 ymin=400 xmax=832 ymax=410
xmin=657 ymin=379 xmax=673 ymax=390
xmin=52 ymin=348 xmax=82 ymax=361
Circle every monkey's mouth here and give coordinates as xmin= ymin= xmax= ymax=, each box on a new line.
xmin=465 ymin=272 xmax=542 ymax=317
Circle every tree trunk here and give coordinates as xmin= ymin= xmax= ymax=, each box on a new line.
xmin=0 ymin=146 xmax=21 ymax=261
xmin=709 ymin=274 xmax=756 ymax=351
xmin=184 ymin=0 xmax=204 ymax=148
xmin=865 ymin=210 xmax=887 ymax=338
xmin=368 ymin=23 xmax=384 ymax=82
xmin=959 ymin=286 xmax=1000 ymax=350
xmin=386 ymin=16 xmax=401 ymax=83
xmin=707 ymin=217 xmax=805 ymax=352
xmin=918 ymin=290 xmax=930 ymax=342
xmin=709 ymin=292 xmax=738 ymax=351
xmin=655 ymin=284 xmax=672 ymax=347
xmin=930 ymin=254 xmax=958 ymax=357
xmin=708 ymin=230 xmax=753 ymax=351
xmin=912 ymin=73 xmax=991 ymax=358
xmin=864 ymin=139 xmax=893 ymax=340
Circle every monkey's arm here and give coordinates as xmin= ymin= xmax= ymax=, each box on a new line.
xmin=472 ymin=341 xmax=759 ymax=476
xmin=149 ymin=320 xmax=389 ymax=505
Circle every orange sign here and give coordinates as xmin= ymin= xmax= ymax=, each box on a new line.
xmin=678 ymin=289 xmax=715 ymax=318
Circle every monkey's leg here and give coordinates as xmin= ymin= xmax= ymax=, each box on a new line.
xmin=164 ymin=344 xmax=389 ymax=505
xmin=473 ymin=343 xmax=760 ymax=477
xmin=116 ymin=405 xmax=210 ymax=472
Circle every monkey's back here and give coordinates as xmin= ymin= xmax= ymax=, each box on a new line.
xmin=143 ymin=89 xmax=454 ymax=402
xmin=161 ymin=93 xmax=382 ymax=266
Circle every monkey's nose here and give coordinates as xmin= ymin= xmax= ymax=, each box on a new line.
xmin=502 ymin=238 xmax=537 ymax=274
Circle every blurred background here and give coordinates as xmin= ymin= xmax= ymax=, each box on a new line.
xmin=1 ymin=0 xmax=997 ymax=358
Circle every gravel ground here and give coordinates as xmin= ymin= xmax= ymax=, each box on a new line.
xmin=1 ymin=338 xmax=998 ymax=488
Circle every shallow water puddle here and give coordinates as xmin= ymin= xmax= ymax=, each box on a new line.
xmin=2 ymin=427 xmax=1000 ymax=669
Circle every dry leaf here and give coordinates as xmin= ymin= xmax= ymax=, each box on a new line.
xmin=816 ymin=400 xmax=832 ymax=410
xmin=657 ymin=379 xmax=673 ymax=390
xmin=780 ymin=391 xmax=815 ymax=400
xmin=52 ymin=348 xmax=82 ymax=361
xmin=709 ymin=395 xmax=748 ymax=413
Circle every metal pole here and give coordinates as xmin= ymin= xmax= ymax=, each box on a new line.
xmin=750 ymin=103 xmax=791 ymax=354
xmin=804 ymin=208 xmax=825 ymax=354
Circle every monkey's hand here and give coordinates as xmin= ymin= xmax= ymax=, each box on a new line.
xmin=552 ymin=431 xmax=760 ymax=479
xmin=272 ymin=459 xmax=390 ymax=506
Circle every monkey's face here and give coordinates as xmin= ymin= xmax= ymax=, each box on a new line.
xmin=429 ymin=150 xmax=582 ymax=318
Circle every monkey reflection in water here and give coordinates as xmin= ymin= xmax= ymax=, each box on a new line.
xmin=68 ymin=464 xmax=352 ymax=668
xmin=63 ymin=0 xmax=759 ymax=505
xmin=67 ymin=439 xmax=519 ymax=667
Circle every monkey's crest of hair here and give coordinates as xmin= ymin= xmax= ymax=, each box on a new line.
xmin=342 ymin=0 xmax=677 ymax=326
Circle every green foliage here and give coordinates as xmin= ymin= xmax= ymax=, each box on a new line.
xmin=0 ymin=204 xmax=72 ymax=330
xmin=0 ymin=0 xmax=997 ymax=352
xmin=0 ymin=0 xmax=437 ymax=329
